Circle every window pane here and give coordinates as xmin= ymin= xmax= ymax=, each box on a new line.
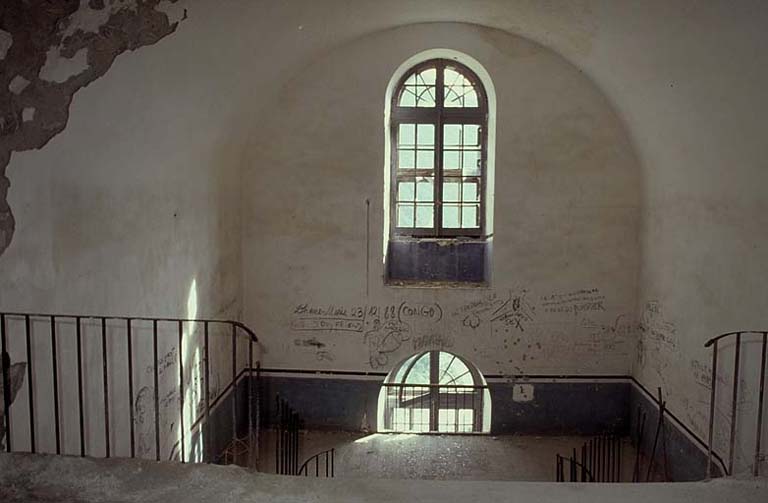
xmin=416 ymin=177 xmax=434 ymax=201
xmin=443 ymin=181 xmax=460 ymax=202
xmin=415 ymin=204 xmax=434 ymax=228
xmin=397 ymin=204 xmax=414 ymax=228
xmin=398 ymin=150 xmax=415 ymax=169
xmin=444 ymin=124 xmax=462 ymax=146
xmin=443 ymin=204 xmax=460 ymax=228
xmin=416 ymin=124 xmax=435 ymax=147
xmin=464 ymin=125 xmax=480 ymax=147
xmin=399 ymin=68 xmax=437 ymax=108
xmin=444 ymin=67 xmax=479 ymax=108
xmin=462 ymin=151 xmax=481 ymax=175
xmin=398 ymin=181 xmax=415 ymax=202
xmin=417 ymin=150 xmax=434 ymax=169
xmin=405 ymin=353 xmax=431 ymax=384
xmin=462 ymin=182 xmax=478 ymax=202
xmin=462 ymin=204 xmax=479 ymax=228
xmin=398 ymin=124 xmax=415 ymax=147
xmin=443 ymin=150 xmax=460 ymax=170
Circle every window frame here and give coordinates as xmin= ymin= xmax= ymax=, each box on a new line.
xmin=390 ymin=59 xmax=489 ymax=239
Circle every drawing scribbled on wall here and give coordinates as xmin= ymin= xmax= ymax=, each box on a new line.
xmin=291 ymin=302 xmax=443 ymax=368
xmin=453 ymin=289 xmax=536 ymax=333
xmin=541 ymin=288 xmax=606 ymax=316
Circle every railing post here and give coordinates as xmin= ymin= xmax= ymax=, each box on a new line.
xmin=102 ymin=318 xmax=110 ymax=458
xmin=24 ymin=315 xmax=35 ymax=454
xmin=707 ymin=339 xmax=719 ymax=479
xmin=127 ymin=319 xmax=135 ymax=458
xmin=231 ymin=324 xmax=237 ymax=457
xmin=755 ymin=332 xmax=767 ymax=477
xmin=76 ymin=317 xmax=85 ymax=457
xmin=178 ymin=320 xmax=185 ymax=463
xmin=204 ymin=321 xmax=210 ymax=463
xmin=728 ymin=333 xmax=741 ymax=475
xmin=153 ymin=319 xmax=160 ymax=461
xmin=50 ymin=315 xmax=60 ymax=455
xmin=1 ymin=313 xmax=10 ymax=452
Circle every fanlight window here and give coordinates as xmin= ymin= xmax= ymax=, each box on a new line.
xmin=379 ymin=350 xmax=490 ymax=433
xmin=391 ymin=59 xmax=488 ymax=237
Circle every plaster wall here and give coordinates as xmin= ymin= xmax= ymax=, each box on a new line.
xmin=241 ymin=23 xmax=641 ymax=376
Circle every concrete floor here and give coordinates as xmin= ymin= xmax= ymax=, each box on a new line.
xmin=2 ymin=452 xmax=767 ymax=503
xmin=260 ymin=430 xmax=637 ymax=481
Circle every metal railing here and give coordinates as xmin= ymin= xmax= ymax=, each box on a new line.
xmin=298 ymin=447 xmax=334 ymax=477
xmin=380 ymin=383 xmax=487 ymax=433
xmin=555 ymin=435 xmax=622 ymax=483
xmin=705 ymin=330 xmax=767 ymax=478
xmin=274 ymin=395 xmax=302 ymax=475
xmin=0 ymin=311 xmax=260 ymax=466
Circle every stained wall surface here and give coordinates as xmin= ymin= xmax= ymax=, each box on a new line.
xmin=0 ymin=0 xmax=766 ymax=476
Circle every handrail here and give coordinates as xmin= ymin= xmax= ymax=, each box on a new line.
xmin=0 ymin=311 xmax=258 ymax=342
xmin=0 ymin=310 xmax=261 ymax=467
xmin=298 ymin=447 xmax=335 ymax=478
xmin=705 ymin=330 xmax=766 ymax=348
xmin=705 ymin=330 xmax=767 ymax=478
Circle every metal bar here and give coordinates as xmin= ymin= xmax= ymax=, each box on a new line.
xmin=331 ymin=447 xmax=335 ymax=477
xmin=275 ymin=396 xmax=279 ymax=473
xmin=204 ymin=321 xmax=210 ymax=463
xmin=248 ymin=338 xmax=253 ymax=466
xmin=24 ymin=315 xmax=35 ymax=454
xmin=51 ymin=316 xmax=60 ymax=455
xmin=1 ymin=314 xmax=10 ymax=452
xmin=76 ymin=317 xmax=84 ymax=457
xmin=178 ymin=320 xmax=185 ymax=463
xmin=754 ymin=332 xmax=767 ymax=477
xmin=127 ymin=319 xmax=135 ymax=458
xmin=231 ymin=324 xmax=237 ymax=451
xmin=728 ymin=332 xmax=741 ymax=475
xmin=153 ymin=319 xmax=160 ymax=462
xmin=707 ymin=339 xmax=718 ymax=478
xmin=102 ymin=318 xmax=110 ymax=458
xmin=618 ymin=436 xmax=622 ymax=482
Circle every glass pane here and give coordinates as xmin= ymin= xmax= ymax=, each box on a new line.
xmin=439 ymin=352 xmax=471 ymax=384
xmin=415 ymin=204 xmax=434 ymax=228
xmin=397 ymin=204 xmax=414 ymax=228
xmin=443 ymin=204 xmax=460 ymax=228
xmin=416 ymin=124 xmax=435 ymax=147
xmin=416 ymin=177 xmax=434 ymax=201
xmin=443 ymin=181 xmax=460 ymax=202
xmin=464 ymin=125 xmax=480 ymax=147
xmin=444 ymin=67 xmax=479 ymax=108
xmin=393 ymin=353 xmax=420 ymax=383
xmin=404 ymin=352 xmax=431 ymax=384
xmin=399 ymin=68 xmax=437 ymax=108
xmin=398 ymin=181 xmax=415 ymax=202
xmin=417 ymin=150 xmax=434 ymax=169
xmin=398 ymin=124 xmax=415 ymax=147
xmin=462 ymin=182 xmax=478 ymax=202
xmin=462 ymin=204 xmax=479 ymax=228
xmin=444 ymin=124 xmax=462 ymax=146
xmin=398 ymin=150 xmax=415 ymax=169
xmin=462 ymin=151 xmax=481 ymax=175
xmin=443 ymin=151 xmax=460 ymax=170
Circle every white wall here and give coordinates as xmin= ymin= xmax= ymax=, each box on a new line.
xmin=0 ymin=0 xmax=766 ymax=474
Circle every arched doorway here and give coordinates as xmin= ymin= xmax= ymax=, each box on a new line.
xmin=377 ymin=350 xmax=491 ymax=433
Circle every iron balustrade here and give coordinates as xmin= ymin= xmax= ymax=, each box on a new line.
xmin=274 ymin=395 xmax=302 ymax=475
xmin=0 ymin=311 xmax=260 ymax=466
xmin=555 ymin=435 xmax=622 ymax=483
xmin=380 ymin=383 xmax=487 ymax=433
xmin=298 ymin=447 xmax=334 ymax=478
xmin=705 ymin=330 xmax=767 ymax=478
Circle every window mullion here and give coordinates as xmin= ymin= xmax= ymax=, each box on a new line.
xmin=434 ymin=62 xmax=445 ymax=237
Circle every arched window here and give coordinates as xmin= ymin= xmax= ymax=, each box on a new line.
xmin=385 ymin=55 xmax=494 ymax=285
xmin=390 ymin=59 xmax=488 ymax=236
xmin=378 ymin=350 xmax=491 ymax=433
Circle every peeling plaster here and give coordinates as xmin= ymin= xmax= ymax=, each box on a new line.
xmin=39 ymin=47 xmax=90 ymax=83
xmin=8 ymin=76 xmax=29 ymax=95
xmin=0 ymin=0 xmax=186 ymax=257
